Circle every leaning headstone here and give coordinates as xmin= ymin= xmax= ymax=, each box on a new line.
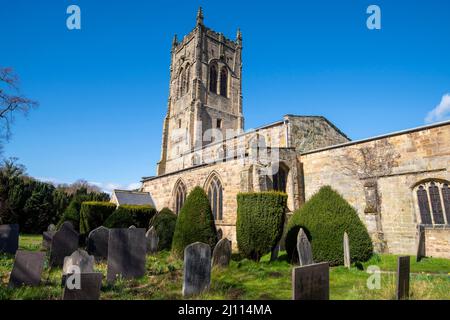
xmin=106 ymin=228 xmax=146 ymax=283
xmin=49 ymin=222 xmax=79 ymax=267
xmin=343 ymin=232 xmax=351 ymax=268
xmin=87 ymin=226 xmax=109 ymax=260
xmin=0 ymin=224 xmax=19 ymax=254
xmin=292 ymin=262 xmax=329 ymax=300
xmin=42 ymin=231 xmax=55 ymax=251
xmin=8 ymin=251 xmax=45 ymax=287
xmin=146 ymin=227 xmax=159 ymax=254
xmin=297 ymin=228 xmax=313 ymax=266
xmin=183 ymin=242 xmax=211 ymax=297
xmin=396 ymin=256 xmax=410 ymax=300
xmin=212 ymin=238 xmax=231 ymax=268
xmin=62 ymin=272 xmax=103 ymax=300
xmin=48 ymin=224 xmax=57 ymax=232
xmin=416 ymin=226 xmax=425 ymax=262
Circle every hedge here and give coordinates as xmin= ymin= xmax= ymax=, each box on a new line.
xmin=285 ymin=186 xmax=373 ymax=266
xmin=79 ymin=201 xmax=116 ymax=234
xmin=171 ymin=187 xmax=218 ymax=257
xmin=149 ymin=207 xmax=177 ymax=251
xmin=57 ymin=201 xmax=80 ymax=231
xmin=103 ymin=205 xmax=157 ymax=229
xmin=236 ymin=191 xmax=287 ymax=261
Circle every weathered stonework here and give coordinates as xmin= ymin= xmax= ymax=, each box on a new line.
xmin=139 ymin=9 xmax=450 ymax=258
xmin=300 ymin=122 xmax=450 ymax=256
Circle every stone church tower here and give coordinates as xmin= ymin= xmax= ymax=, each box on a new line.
xmin=157 ymin=8 xmax=244 ymax=175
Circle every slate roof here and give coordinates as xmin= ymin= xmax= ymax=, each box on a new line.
xmin=113 ymin=190 xmax=155 ymax=207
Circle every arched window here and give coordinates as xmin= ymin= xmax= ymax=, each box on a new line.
xmin=207 ymin=174 xmax=223 ymax=220
xmin=220 ymin=67 xmax=228 ymax=97
xmin=177 ymin=68 xmax=184 ymax=98
xmin=174 ymin=181 xmax=187 ymax=215
xmin=415 ymin=180 xmax=450 ymax=226
xmin=209 ymin=65 xmax=218 ymax=94
xmin=272 ymin=163 xmax=288 ymax=193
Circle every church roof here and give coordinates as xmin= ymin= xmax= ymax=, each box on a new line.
xmin=112 ymin=190 xmax=155 ymax=207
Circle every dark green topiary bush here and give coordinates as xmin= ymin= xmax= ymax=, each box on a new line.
xmin=171 ymin=187 xmax=218 ymax=257
xmin=149 ymin=207 xmax=177 ymax=251
xmin=103 ymin=205 xmax=156 ymax=229
xmin=57 ymin=201 xmax=80 ymax=231
xmin=236 ymin=191 xmax=287 ymax=261
xmin=79 ymin=201 xmax=116 ymax=234
xmin=285 ymin=186 xmax=373 ymax=266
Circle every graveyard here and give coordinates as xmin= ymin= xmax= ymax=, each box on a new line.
xmin=0 ymin=234 xmax=449 ymax=300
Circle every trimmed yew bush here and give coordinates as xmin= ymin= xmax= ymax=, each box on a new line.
xmin=149 ymin=207 xmax=177 ymax=250
xmin=79 ymin=201 xmax=116 ymax=234
xmin=104 ymin=205 xmax=156 ymax=229
xmin=236 ymin=191 xmax=287 ymax=261
xmin=285 ymin=186 xmax=373 ymax=266
xmin=171 ymin=187 xmax=218 ymax=257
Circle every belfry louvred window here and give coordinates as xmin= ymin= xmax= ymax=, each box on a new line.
xmin=415 ymin=181 xmax=449 ymax=226
xmin=209 ymin=65 xmax=218 ymax=94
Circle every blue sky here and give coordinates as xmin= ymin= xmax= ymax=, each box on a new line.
xmin=1 ymin=0 xmax=449 ymax=192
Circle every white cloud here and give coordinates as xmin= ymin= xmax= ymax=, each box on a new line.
xmin=88 ymin=181 xmax=141 ymax=194
xmin=425 ymin=93 xmax=450 ymax=124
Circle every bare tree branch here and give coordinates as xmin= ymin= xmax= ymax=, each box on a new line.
xmin=0 ymin=66 xmax=38 ymax=142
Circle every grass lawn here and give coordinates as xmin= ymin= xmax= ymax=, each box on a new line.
xmin=0 ymin=235 xmax=449 ymax=300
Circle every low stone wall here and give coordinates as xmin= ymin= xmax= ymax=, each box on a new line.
xmin=425 ymin=227 xmax=450 ymax=259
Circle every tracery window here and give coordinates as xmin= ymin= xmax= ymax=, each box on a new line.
xmin=174 ymin=181 xmax=187 ymax=215
xmin=209 ymin=65 xmax=218 ymax=94
xmin=415 ymin=181 xmax=450 ymax=226
xmin=207 ymin=174 xmax=223 ymax=221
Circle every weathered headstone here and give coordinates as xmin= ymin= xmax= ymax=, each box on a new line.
xmin=212 ymin=238 xmax=231 ymax=268
xmin=146 ymin=227 xmax=159 ymax=254
xmin=129 ymin=225 xmax=136 ymax=229
xmin=48 ymin=224 xmax=57 ymax=232
xmin=87 ymin=226 xmax=109 ymax=260
xmin=62 ymin=249 xmax=95 ymax=286
xmin=183 ymin=242 xmax=211 ymax=297
xmin=343 ymin=232 xmax=351 ymax=268
xmin=0 ymin=224 xmax=19 ymax=254
xmin=42 ymin=231 xmax=55 ymax=251
xmin=396 ymin=256 xmax=410 ymax=300
xmin=106 ymin=228 xmax=146 ymax=283
xmin=49 ymin=222 xmax=79 ymax=267
xmin=62 ymin=272 xmax=103 ymax=300
xmin=292 ymin=262 xmax=329 ymax=300
xmin=416 ymin=226 xmax=425 ymax=262
xmin=8 ymin=251 xmax=45 ymax=287
xmin=297 ymin=228 xmax=313 ymax=266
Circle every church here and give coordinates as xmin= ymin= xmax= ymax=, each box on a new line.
xmin=137 ymin=8 xmax=450 ymax=258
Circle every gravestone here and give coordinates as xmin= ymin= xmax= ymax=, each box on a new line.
xmin=62 ymin=249 xmax=95 ymax=286
xmin=129 ymin=225 xmax=136 ymax=229
xmin=416 ymin=226 xmax=425 ymax=262
xmin=62 ymin=272 xmax=103 ymax=300
xmin=48 ymin=224 xmax=56 ymax=232
xmin=343 ymin=232 xmax=351 ymax=268
xmin=212 ymin=238 xmax=231 ymax=268
xmin=87 ymin=226 xmax=109 ymax=260
xmin=183 ymin=242 xmax=211 ymax=297
xmin=396 ymin=256 xmax=410 ymax=300
xmin=42 ymin=231 xmax=55 ymax=251
xmin=8 ymin=251 xmax=45 ymax=287
xmin=106 ymin=228 xmax=146 ymax=283
xmin=297 ymin=228 xmax=313 ymax=266
xmin=49 ymin=222 xmax=79 ymax=267
xmin=0 ymin=224 xmax=19 ymax=254
xmin=292 ymin=262 xmax=329 ymax=300
xmin=146 ymin=227 xmax=159 ymax=254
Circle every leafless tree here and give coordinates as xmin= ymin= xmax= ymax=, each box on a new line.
xmin=0 ymin=67 xmax=38 ymax=150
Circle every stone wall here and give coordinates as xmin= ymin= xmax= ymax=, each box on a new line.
xmin=300 ymin=122 xmax=450 ymax=257
xmin=425 ymin=227 xmax=450 ymax=259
